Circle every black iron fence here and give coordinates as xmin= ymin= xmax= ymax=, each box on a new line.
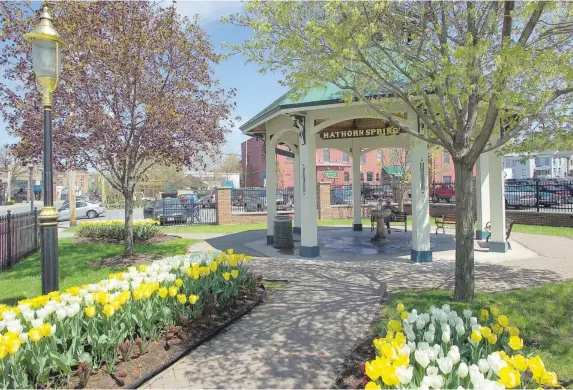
xmin=0 ymin=209 xmax=40 ymax=272
xmin=330 ymin=184 xmax=394 ymax=205
xmin=504 ymin=180 xmax=573 ymax=212
xmin=143 ymin=198 xmax=217 ymax=226
xmin=231 ymin=187 xmax=295 ymax=213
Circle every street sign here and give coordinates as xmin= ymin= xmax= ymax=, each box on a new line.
xmin=323 ymin=170 xmax=339 ymax=179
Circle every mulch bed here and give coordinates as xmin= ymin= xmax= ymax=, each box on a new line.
xmin=91 ymin=253 xmax=164 ymax=268
xmin=66 ymin=284 xmax=266 ymax=389
xmin=334 ymin=335 xmax=376 ymax=389
xmin=75 ymin=234 xmax=179 ymax=246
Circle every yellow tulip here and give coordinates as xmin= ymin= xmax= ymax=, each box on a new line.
xmin=508 ymin=336 xmax=523 ymax=350
xmin=508 ymin=326 xmax=520 ymax=337
xmin=396 ymin=302 xmax=405 ymax=313
xmin=529 ymin=355 xmax=546 ymax=381
xmin=493 ymin=323 xmax=504 ymax=335
xmin=133 ymin=290 xmax=143 ymax=301
xmin=498 ymin=366 xmax=521 ymax=389
xmin=400 ymin=311 xmax=408 ymax=320
xmin=6 ymin=338 xmax=21 ymax=355
xmin=209 ymin=261 xmax=218 ymax=272
xmin=480 ymin=309 xmax=489 ymax=321
xmin=188 ymin=294 xmax=199 ymax=305
xmin=540 ymin=371 xmax=559 ymax=387
xmin=158 ymin=287 xmax=168 ymax=299
xmin=498 ymin=315 xmax=509 ymax=328
xmin=245 ymin=256 xmax=252 ymax=262
xmin=227 ymin=249 xmax=234 ymax=255
xmin=229 ymin=256 xmax=238 ymax=267
xmin=175 ymin=278 xmax=183 ymax=288
xmin=103 ymin=305 xmax=115 ymax=318
xmin=481 ymin=326 xmax=492 ymax=338
xmin=388 ymin=319 xmax=402 ymax=333
xmin=365 ymin=380 xmax=381 ymax=389
xmin=169 ymin=286 xmax=178 ymax=297
xmin=28 ymin=328 xmax=43 ymax=343
xmin=112 ymin=300 xmax=121 ymax=311
xmin=0 ymin=344 xmax=7 ymax=360
xmin=512 ymin=354 xmax=528 ymax=372
xmin=222 ymin=272 xmax=231 ymax=281
xmin=487 ymin=334 xmax=498 ymax=344
xmin=470 ymin=330 xmax=482 ymax=343
xmin=85 ymin=306 xmax=96 ymax=318
xmin=40 ymin=323 xmax=53 ymax=337
xmin=490 ymin=306 xmax=500 ymax=317
xmin=177 ymin=294 xmax=187 ymax=304
xmin=231 ymin=269 xmax=239 ymax=279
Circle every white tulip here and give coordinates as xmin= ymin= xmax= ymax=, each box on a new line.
xmin=463 ymin=309 xmax=472 ymax=319
xmin=406 ymin=331 xmax=416 ymax=341
xmin=442 ymin=304 xmax=451 ymax=313
xmin=478 ymin=359 xmax=490 ymax=374
xmin=56 ymin=308 xmax=67 ymax=320
xmin=447 ymin=346 xmax=461 ymax=364
xmin=416 ymin=318 xmax=426 ymax=330
xmin=399 ymin=345 xmax=411 ymax=355
xmin=415 ymin=349 xmax=431 ymax=368
xmin=2 ymin=311 xmax=16 ymax=321
xmin=455 ymin=323 xmax=465 ymax=335
xmin=31 ymin=318 xmax=43 ymax=328
xmin=428 ymin=323 xmax=436 ymax=333
xmin=6 ymin=320 xmax=23 ymax=335
xmin=441 ymin=331 xmax=451 ymax=344
xmin=427 ymin=366 xmax=439 ymax=376
xmin=437 ymin=356 xmax=454 ymax=374
xmin=417 ymin=341 xmax=430 ymax=351
xmin=470 ymin=316 xmax=478 ymax=325
xmin=469 ymin=364 xmax=484 ymax=386
xmin=486 ymin=352 xmax=507 ymax=376
xmin=408 ymin=341 xmax=417 ymax=352
xmin=457 ymin=362 xmax=469 ymax=378
xmin=21 ymin=310 xmax=35 ymax=322
xmin=424 ymin=331 xmax=435 ymax=344
xmin=471 ymin=324 xmax=482 ymax=331
xmin=422 ymin=373 xmax=445 ymax=389
xmin=0 ymin=320 xmax=5 ymax=331
xmin=441 ymin=323 xmax=451 ymax=334
xmin=396 ymin=366 xmax=413 ymax=385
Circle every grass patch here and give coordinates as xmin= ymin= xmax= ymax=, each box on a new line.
xmin=0 ymin=238 xmax=196 ymax=306
xmin=512 ymin=224 xmax=573 ymax=239
xmin=377 ymin=282 xmax=573 ymax=384
xmin=161 ymin=223 xmax=266 ymax=234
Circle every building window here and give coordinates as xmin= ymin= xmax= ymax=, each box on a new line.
xmin=323 ymin=148 xmax=330 ymax=162
xmin=521 ymin=168 xmax=527 ymax=177
xmin=361 ymin=173 xmax=365 ymax=181
xmin=443 ymin=176 xmax=452 ymax=183
xmin=344 ymin=171 xmax=350 ymax=182
xmin=342 ymin=152 xmax=349 ymax=162
xmin=375 ymin=172 xmax=380 ymax=182
xmin=360 ymin=153 xmax=366 ymax=164
xmin=391 ymin=150 xmax=398 ymax=164
xmin=512 ymin=160 xmax=516 ymax=167
xmin=367 ymin=172 xmax=373 ymax=182
xmin=377 ymin=150 xmax=382 ymax=162
xmin=443 ymin=153 xmax=450 ymax=164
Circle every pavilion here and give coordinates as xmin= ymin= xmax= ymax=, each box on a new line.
xmin=240 ymin=84 xmax=508 ymax=261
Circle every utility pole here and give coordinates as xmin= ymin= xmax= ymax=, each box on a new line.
xmin=6 ymin=165 xmax=11 ymax=203
xmin=68 ymin=169 xmax=77 ymax=226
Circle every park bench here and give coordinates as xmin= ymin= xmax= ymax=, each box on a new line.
xmin=485 ymin=219 xmax=515 ymax=249
xmin=371 ymin=211 xmax=408 ymax=233
xmin=435 ymin=213 xmax=456 ymax=234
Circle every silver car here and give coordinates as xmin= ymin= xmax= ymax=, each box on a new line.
xmin=57 ymin=201 xmax=106 ymax=221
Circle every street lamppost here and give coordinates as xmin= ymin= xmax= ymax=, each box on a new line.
xmin=24 ymin=6 xmax=66 ymax=294
xmin=28 ymin=164 xmax=34 ymax=212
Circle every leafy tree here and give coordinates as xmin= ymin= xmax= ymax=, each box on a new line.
xmin=226 ymin=1 xmax=573 ymax=300
xmin=0 ymin=2 xmax=236 ymax=256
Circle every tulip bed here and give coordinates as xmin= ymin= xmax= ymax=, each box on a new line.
xmin=363 ymin=303 xmax=560 ymax=389
xmin=76 ymin=219 xmax=162 ymax=242
xmin=0 ymin=249 xmax=255 ymax=389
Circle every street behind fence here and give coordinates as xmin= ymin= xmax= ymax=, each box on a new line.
xmin=0 ymin=210 xmax=40 ymax=272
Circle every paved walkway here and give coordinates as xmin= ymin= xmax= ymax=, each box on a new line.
xmin=143 ymin=230 xmax=573 ymax=389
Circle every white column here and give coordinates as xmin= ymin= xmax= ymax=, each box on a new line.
xmin=488 ymin=150 xmax=508 ymax=252
xmin=475 ymin=153 xmax=490 ymax=240
xmin=293 ymin=152 xmax=301 ymax=234
xmin=299 ymin=120 xmax=319 ymax=257
xmin=351 ymin=145 xmax=362 ymax=230
xmin=265 ymin=131 xmax=277 ymax=245
xmin=411 ymin=140 xmax=432 ymax=262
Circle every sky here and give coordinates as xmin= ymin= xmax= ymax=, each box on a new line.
xmin=0 ymin=1 xmax=290 ymax=156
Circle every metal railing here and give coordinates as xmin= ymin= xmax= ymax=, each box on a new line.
xmin=504 ymin=179 xmax=573 ymax=212
xmin=231 ymin=187 xmax=295 ymax=213
xmin=144 ymin=199 xmax=217 ymax=226
xmin=330 ymin=184 xmax=394 ymax=205
xmin=0 ymin=209 xmax=40 ymax=272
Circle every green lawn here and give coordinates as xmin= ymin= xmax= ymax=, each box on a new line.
xmin=0 ymin=238 xmax=196 ymax=306
xmin=376 ymin=282 xmax=573 ymax=386
xmin=511 ymin=224 xmax=573 ymax=238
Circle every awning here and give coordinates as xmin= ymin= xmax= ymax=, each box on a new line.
xmin=383 ymin=167 xmax=405 ymax=176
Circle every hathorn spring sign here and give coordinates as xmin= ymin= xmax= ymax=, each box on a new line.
xmin=323 ymin=170 xmax=338 ymax=179
xmin=320 ymin=126 xmax=401 ymax=140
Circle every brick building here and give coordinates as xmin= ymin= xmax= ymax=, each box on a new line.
xmin=241 ymin=137 xmax=455 ymax=188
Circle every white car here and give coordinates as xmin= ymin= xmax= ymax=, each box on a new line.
xmin=57 ymin=201 xmax=106 ymax=221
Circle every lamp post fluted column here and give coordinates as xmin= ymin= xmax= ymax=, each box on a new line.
xmin=25 ymin=6 xmax=66 ymax=294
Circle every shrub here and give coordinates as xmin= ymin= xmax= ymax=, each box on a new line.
xmin=363 ymin=304 xmax=560 ymax=389
xmin=0 ymin=249 xmax=254 ymax=388
xmin=76 ymin=219 xmax=162 ymax=242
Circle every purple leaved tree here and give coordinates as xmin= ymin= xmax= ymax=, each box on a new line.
xmin=0 ymin=2 xmax=236 ymax=256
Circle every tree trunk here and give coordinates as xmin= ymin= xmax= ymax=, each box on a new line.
xmin=124 ymin=193 xmax=134 ymax=257
xmin=398 ymin=181 xmax=404 ymax=212
xmin=453 ymin=161 xmax=475 ymax=301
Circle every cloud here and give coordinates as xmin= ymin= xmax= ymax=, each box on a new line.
xmin=172 ymin=0 xmax=243 ymax=26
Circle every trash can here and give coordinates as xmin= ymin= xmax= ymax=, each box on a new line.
xmin=273 ymin=216 xmax=294 ymax=249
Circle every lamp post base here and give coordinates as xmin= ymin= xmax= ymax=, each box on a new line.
xmin=40 ymin=206 xmax=59 ymax=294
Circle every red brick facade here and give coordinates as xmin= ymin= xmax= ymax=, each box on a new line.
xmin=241 ymin=138 xmax=456 ymax=188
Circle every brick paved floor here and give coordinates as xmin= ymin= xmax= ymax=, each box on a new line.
xmin=143 ymin=231 xmax=573 ymax=389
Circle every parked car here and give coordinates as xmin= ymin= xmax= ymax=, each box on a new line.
xmin=504 ymin=186 xmax=538 ymax=208
xmin=331 ymin=185 xmax=353 ymax=205
xmin=539 ymin=184 xmax=573 ymax=203
xmin=143 ymin=200 xmax=155 ymax=219
xmin=429 ymin=183 xmax=456 ymax=203
xmin=196 ymin=191 xmax=216 ymax=208
xmin=57 ymin=201 xmax=106 ymax=221
xmin=152 ymin=198 xmax=188 ymax=225
xmin=504 ymin=185 xmax=561 ymax=208
xmin=243 ymin=194 xmax=266 ymax=212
